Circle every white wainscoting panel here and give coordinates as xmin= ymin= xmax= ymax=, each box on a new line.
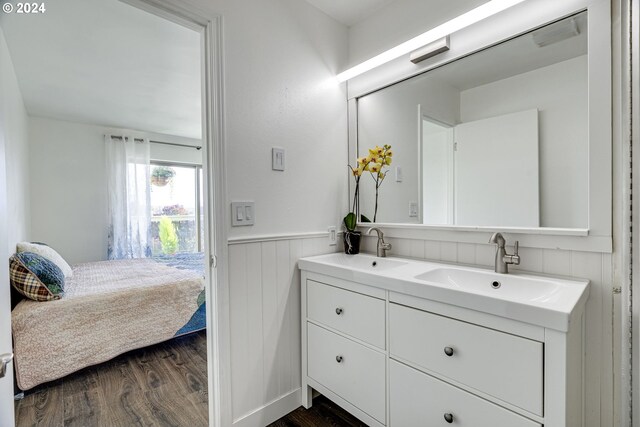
xmin=362 ymin=235 xmax=615 ymax=427
xmin=228 ymin=235 xmax=338 ymax=426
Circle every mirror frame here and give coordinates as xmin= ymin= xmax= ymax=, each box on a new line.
xmin=347 ymin=0 xmax=611 ymax=253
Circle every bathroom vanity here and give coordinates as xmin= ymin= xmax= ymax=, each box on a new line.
xmin=299 ymin=253 xmax=590 ymax=427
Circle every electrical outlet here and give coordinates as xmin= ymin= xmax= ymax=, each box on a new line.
xmin=409 ymin=201 xmax=418 ymax=217
xmin=328 ymin=226 xmax=337 ymax=246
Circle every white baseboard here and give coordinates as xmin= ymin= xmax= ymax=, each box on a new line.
xmin=232 ymin=388 xmax=301 ymax=427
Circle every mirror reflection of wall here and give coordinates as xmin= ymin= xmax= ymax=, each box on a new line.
xmin=357 ymin=11 xmax=588 ymax=229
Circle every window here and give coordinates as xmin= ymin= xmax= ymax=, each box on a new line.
xmin=150 ymin=162 xmax=203 ymax=256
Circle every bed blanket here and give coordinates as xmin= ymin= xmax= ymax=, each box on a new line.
xmin=11 ymin=258 xmax=204 ymax=390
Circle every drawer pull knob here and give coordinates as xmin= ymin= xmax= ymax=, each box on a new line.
xmin=335 ymin=308 xmax=344 ymax=315
xmin=444 ymin=347 xmax=454 ymax=357
xmin=444 ymin=413 xmax=454 ymax=423
xmin=336 ymin=355 xmax=343 ymax=363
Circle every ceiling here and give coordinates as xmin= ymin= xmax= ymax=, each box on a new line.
xmin=303 ymin=0 xmax=397 ymax=26
xmin=0 ymin=0 xmax=202 ymax=139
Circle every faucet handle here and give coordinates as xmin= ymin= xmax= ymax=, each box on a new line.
xmin=504 ymin=241 xmax=520 ymax=266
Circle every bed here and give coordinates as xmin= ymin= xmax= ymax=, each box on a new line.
xmin=11 ymin=255 xmax=206 ymax=391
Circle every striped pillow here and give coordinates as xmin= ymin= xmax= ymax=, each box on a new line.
xmin=9 ymin=253 xmax=65 ymax=301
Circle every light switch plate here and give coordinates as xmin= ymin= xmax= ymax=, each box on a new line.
xmin=231 ymin=201 xmax=255 ymax=226
xmin=328 ymin=226 xmax=337 ymax=246
xmin=272 ymin=147 xmax=285 ymax=171
xmin=395 ymin=166 xmax=403 ymax=182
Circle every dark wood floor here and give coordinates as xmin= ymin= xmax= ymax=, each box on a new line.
xmin=267 ymin=396 xmax=366 ymax=427
xmin=15 ymin=331 xmax=209 ymax=427
xmin=15 ymin=330 xmax=363 ymax=427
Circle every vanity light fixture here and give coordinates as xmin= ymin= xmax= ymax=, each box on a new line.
xmin=410 ymin=36 xmax=450 ymax=64
xmin=532 ymin=17 xmax=580 ymax=47
xmin=336 ymin=0 xmax=526 ymax=82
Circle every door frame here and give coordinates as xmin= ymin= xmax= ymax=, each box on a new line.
xmin=119 ymin=1 xmax=230 ymax=426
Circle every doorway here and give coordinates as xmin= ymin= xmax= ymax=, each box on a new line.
xmin=0 ymin=0 xmax=226 ymax=425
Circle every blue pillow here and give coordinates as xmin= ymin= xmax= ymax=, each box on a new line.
xmin=9 ymin=252 xmax=65 ymax=301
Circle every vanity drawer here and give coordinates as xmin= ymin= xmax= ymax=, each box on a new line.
xmin=389 ymin=303 xmax=543 ymax=416
xmin=307 ymin=323 xmax=386 ymax=424
xmin=390 ymin=360 xmax=541 ymax=427
xmin=307 ymin=280 xmax=385 ymax=348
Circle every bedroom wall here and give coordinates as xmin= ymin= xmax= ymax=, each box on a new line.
xmin=28 ymin=116 xmax=201 ymax=265
xmin=0 ymin=25 xmax=23 ymax=426
xmin=0 ymin=26 xmax=31 ymax=255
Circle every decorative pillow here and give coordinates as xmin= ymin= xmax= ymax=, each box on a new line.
xmin=9 ymin=252 xmax=65 ymax=301
xmin=16 ymin=242 xmax=73 ymax=278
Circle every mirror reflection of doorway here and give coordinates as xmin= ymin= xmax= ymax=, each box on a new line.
xmin=421 ymin=116 xmax=454 ymax=225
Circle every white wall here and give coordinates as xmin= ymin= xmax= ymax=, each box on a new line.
xmin=228 ymin=236 xmax=336 ymax=426
xmin=0 ymin=26 xmax=25 ymax=426
xmin=214 ymin=0 xmax=348 ymax=240
xmin=0 ymin=27 xmax=30 ymax=254
xmin=28 ymin=116 xmax=201 ymax=264
xmin=357 ymin=76 xmax=458 ymax=223
xmin=197 ymin=0 xmax=349 ymax=424
xmin=460 ymin=55 xmax=588 ymax=228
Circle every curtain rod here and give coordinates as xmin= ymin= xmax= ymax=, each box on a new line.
xmin=109 ymin=135 xmax=202 ymax=151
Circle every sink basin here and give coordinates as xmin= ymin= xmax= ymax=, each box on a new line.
xmin=414 ymin=268 xmax=560 ymax=303
xmin=298 ymin=253 xmax=590 ymax=332
xmin=304 ymin=253 xmax=408 ymax=272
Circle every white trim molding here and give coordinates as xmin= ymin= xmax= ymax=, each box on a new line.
xmin=228 ymin=231 xmax=335 ymax=245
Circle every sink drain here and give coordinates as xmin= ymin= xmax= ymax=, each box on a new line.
xmin=372 ymin=261 xmax=378 ymax=267
xmin=491 ymin=280 xmax=501 ymax=289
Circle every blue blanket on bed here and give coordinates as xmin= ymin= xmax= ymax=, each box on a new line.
xmin=153 ymin=252 xmax=206 ymax=336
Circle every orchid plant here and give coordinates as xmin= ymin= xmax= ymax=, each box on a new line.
xmin=345 ymin=144 xmax=393 ymax=229
xmin=344 ymin=157 xmax=367 ymax=232
xmin=363 ymin=144 xmax=393 ymax=222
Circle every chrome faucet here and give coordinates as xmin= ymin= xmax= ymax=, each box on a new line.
xmin=367 ymin=227 xmax=392 ymax=257
xmin=489 ymin=232 xmax=520 ymax=274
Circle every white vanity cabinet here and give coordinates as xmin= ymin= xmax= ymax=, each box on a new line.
xmin=300 ymin=264 xmax=587 ymax=427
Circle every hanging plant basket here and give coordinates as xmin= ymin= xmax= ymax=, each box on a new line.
xmin=151 ymin=166 xmax=176 ymax=187
xmin=151 ymin=176 xmax=170 ymax=187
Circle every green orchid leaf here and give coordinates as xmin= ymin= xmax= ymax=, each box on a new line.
xmin=343 ymin=212 xmax=357 ymax=231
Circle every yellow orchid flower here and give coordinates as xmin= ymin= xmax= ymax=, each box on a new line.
xmin=357 ymin=162 xmax=366 ymax=175
xmin=385 ymin=156 xmax=392 ymax=165
xmin=369 ymin=163 xmax=381 ymax=173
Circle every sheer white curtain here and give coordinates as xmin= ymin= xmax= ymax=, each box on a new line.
xmin=106 ymin=135 xmax=152 ymax=259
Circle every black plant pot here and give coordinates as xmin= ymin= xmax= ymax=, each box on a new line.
xmin=343 ymin=231 xmax=361 ymax=255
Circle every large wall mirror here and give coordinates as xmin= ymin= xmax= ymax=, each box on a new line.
xmin=356 ymin=11 xmax=589 ymax=230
